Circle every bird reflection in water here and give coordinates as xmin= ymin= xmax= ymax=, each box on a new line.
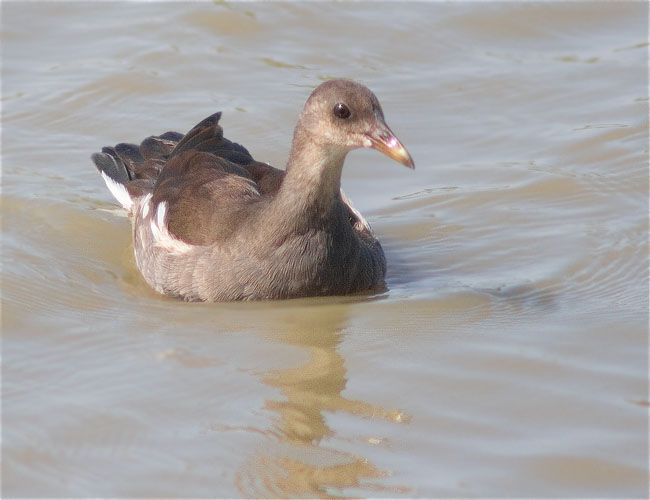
xmin=234 ymin=299 xmax=411 ymax=497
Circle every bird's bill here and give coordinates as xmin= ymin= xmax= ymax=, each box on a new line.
xmin=365 ymin=123 xmax=415 ymax=169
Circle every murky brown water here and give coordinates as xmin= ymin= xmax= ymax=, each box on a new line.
xmin=2 ymin=1 xmax=648 ymax=497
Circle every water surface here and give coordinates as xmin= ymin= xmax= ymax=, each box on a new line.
xmin=2 ymin=1 xmax=648 ymax=497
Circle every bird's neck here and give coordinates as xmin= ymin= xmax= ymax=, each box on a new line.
xmin=275 ymin=126 xmax=348 ymax=225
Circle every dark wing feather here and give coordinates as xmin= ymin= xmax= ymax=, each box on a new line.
xmin=168 ymin=112 xmax=225 ymax=159
xmin=159 ymin=131 xmax=184 ymax=141
xmin=146 ymin=112 xmax=285 ymax=246
xmin=92 ymin=148 xmax=131 ymax=183
xmin=152 ymin=150 xmax=264 ymax=245
xmin=138 ymin=135 xmax=175 ymax=161
xmin=114 ymin=142 xmax=145 ymax=171
xmin=93 ymin=111 xmax=288 ymax=243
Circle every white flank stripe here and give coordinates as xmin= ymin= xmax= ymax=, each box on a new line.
xmin=100 ymin=172 xmax=133 ymax=211
xmin=150 ymin=216 xmax=163 ymax=242
xmin=141 ymin=193 xmax=153 ymax=212
xmin=156 ymin=201 xmax=167 ymax=228
xmin=149 ymin=200 xmax=192 ymax=254
xmin=141 ymin=199 xmax=150 ymax=218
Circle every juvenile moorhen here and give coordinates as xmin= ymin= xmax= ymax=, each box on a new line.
xmin=92 ymin=79 xmax=414 ymax=301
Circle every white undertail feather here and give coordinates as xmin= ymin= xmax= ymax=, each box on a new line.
xmin=100 ymin=172 xmax=133 ymax=211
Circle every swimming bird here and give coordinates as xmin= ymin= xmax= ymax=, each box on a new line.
xmin=92 ymin=79 xmax=414 ymax=301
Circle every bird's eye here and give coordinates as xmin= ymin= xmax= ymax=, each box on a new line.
xmin=333 ymin=102 xmax=351 ymax=119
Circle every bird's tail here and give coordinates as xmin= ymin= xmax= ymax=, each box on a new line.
xmin=91 ymin=130 xmax=183 ymax=211
xmin=91 ymin=147 xmax=137 ymax=211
